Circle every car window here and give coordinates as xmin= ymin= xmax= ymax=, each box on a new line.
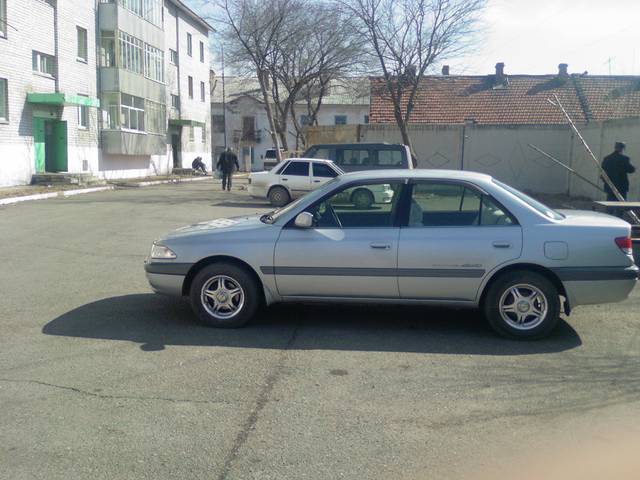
xmin=408 ymin=183 xmax=514 ymax=227
xmin=282 ymin=161 xmax=309 ymax=176
xmin=313 ymin=163 xmax=338 ymax=178
xmin=273 ymin=161 xmax=289 ymax=174
xmin=493 ymin=179 xmax=564 ymax=220
xmin=306 ymin=182 xmax=403 ymax=228
xmin=336 ymin=149 xmax=370 ymax=167
xmin=376 ymin=149 xmax=404 ymax=167
xmin=307 ymin=147 xmax=336 ymax=161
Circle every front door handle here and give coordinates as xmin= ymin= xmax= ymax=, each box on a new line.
xmin=492 ymin=241 xmax=511 ymax=248
xmin=370 ymin=242 xmax=391 ymax=250
xmin=313 ymin=179 xmax=321 ymax=183
xmin=282 ymin=178 xmax=288 ymax=182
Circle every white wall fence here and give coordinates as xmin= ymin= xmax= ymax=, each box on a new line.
xmin=359 ymin=118 xmax=640 ymax=200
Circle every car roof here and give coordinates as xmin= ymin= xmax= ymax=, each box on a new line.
xmin=306 ymin=143 xmax=405 ymax=148
xmin=286 ymin=157 xmax=336 ymax=164
xmin=338 ymin=169 xmax=494 ymax=182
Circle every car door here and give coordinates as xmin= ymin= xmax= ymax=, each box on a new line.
xmin=273 ymin=181 xmax=405 ymax=298
xmin=311 ymin=162 xmax=340 ymax=189
xmin=398 ymin=181 xmax=522 ymax=301
xmin=279 ymin=160 xmax=311 ymax=198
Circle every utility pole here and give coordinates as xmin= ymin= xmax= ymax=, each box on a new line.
xmin=221 ymin=45 xmax=227 ymax=149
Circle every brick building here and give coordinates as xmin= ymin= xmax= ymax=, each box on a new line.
xmin=0 ymin=0 xmax=212 ymax=187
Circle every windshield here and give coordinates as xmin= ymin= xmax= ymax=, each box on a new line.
xmin=260 ymin=178 xmax=341 ymax=224
xmin=494 ymin=180 xmax=565 ymax=220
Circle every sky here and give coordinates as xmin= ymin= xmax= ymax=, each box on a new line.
xmin=187 ymin=0 xmax=640 ymax=77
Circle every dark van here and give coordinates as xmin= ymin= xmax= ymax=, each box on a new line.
xmin=302 ymin=143 xmax=414 ymax=172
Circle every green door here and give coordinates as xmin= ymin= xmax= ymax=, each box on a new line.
xmin=33 ymin=118 xmax=46 ymax=173
xmin=52 ymin=120 xmax=68 ymax=172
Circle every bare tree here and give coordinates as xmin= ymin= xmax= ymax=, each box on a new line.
xmin=340 ymin=0 xmax=486 ymax=155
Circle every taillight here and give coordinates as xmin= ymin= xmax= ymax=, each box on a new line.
xmin=615 ymin=236 xmax=633 ymax=255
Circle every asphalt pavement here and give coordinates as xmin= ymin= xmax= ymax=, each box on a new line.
xmin=1 ymin=179 xmax=639 ymax=479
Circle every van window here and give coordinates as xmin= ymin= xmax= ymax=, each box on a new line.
xmin=339 ymin=149 xmax=370 ymax=167
xmin=377 ymin=150 xmax=404 ymax=167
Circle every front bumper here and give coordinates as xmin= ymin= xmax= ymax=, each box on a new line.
xmin=248 ymin=184 xmax=266 ymax=198
xmin=144 ymin=260 xmax=191 ymax=296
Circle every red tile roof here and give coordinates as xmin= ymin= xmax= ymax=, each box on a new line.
xmin=369 ymin=74 xmax=640 ymax=125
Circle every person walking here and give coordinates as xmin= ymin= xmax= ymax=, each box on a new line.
xmin=216 ymin=148 xmax=240 ymax=191
xmin=601 ymin=142 xmax=635 ymax=217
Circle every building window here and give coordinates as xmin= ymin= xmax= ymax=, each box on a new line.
xmin=334 ymin=115 xmax=347 ymax=125
xmin=199 ymin=41 xmax=205 ymax=63
xmin=100 ymin=31 xmax=116 ymax=67
xmin=187 ymin=33 xmax=192 ymax=57
xmin=300 ymin=115 xmax=310 ymax=126
xmin=171 ymin=94 xmax=180 ymax=109
xmin=102 ymin=92 xmax=120 ymax=129
xmin=32 ymin=51 xmax=55 ymax=77
xmin=188 ymin=76 xmax=193 ymax=99
xmin=121 ymin=93 xmax=145 ymax=132
xmin=77 ymin=95 xmax=89 ymax=129
xmin=200 ymin=81 xmax=205 ymax=102
xmin=0 ymin=78 xmax=8 ymax=122
xmin=144 ymin=43 xmax=165 ymax=83
xmin=201 ymin=125 xmax=207 ymax=144
xmin=364 ymin=114 xmax=369 ymax=124
xmin=145 ymin=99 xmax=165 ymax=134
xmin=118 ymin=0 xmax=162 ymax=27
xmin=118 ymin=32 xmax=143 ymax=75
xmin=189 ymin=126 xmax=194 ymax=142
xmin=0 ymin=0 xmax=6 ymax=38
xmin=212 ymin=114 xmax=225 ymax=133
xmin=77 ymin=27 xmax=88 ymax=62
xmin=169 ymin=49 xmax=178 ymax=65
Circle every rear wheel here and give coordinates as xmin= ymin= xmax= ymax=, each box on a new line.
xmin=268 ymin=186 xmax=290 ymax=207
xmin=483 ymin=271 xmax=560 ymax=339
xmin=351 ymin=188 xmax=374 ymax=210
xmin=189 ymin=263 xmax=260 ymax=328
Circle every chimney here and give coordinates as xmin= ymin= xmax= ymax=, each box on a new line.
xmin=493 ymin=62 xmax=507 ymax=88
xmin=558 ymin=63 xmax=569 ymax=78
xmin=442 ymin=65 xmax=450 ymax=76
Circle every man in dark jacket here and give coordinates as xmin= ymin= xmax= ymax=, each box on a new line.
xmin=216 ymin=148 xmax=240 ymax=191
xmin=601 ymin=142 xmax=635 ymax=216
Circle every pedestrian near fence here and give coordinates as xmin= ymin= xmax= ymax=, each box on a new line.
xmin=217 ymin=148 xmax=240 ymax=192
xmin=601 ymin=142 xmax=635 ymax=217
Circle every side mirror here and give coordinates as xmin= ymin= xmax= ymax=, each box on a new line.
xmin=294 ymin=212 xmax=314 ymax=228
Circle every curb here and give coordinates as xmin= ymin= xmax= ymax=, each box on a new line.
xmin=123 ymin=176 xmax=212 ymax=187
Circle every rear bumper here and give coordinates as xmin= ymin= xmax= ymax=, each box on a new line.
xmin=555 ymin=265 xmax=639 ymax=307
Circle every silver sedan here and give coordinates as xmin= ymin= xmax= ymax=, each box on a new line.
xmin=145 ymin=170 xmax=638 ymax=339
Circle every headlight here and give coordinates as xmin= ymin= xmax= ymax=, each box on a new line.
xmin=150 ymin=243 xmax=177 ymax=259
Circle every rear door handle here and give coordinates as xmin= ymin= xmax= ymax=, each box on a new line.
xmin=313 ymin=179 xmax=321 ymax=183
xmin=370 ymin=242 xmax=391 ymax=250
xmin=492 ymin=241 xmax=511 ymax=248
xmin=282 ymin=178 xmax=288 ymax=182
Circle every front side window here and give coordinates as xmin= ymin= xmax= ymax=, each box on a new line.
xmin=77 ymin=27 xmax=88 ymax=62
xmin=408 ymin=182 xmax=515 ymax=227
xmin=32 ymin=51 xmax=55 ymax=76
xmin=307 ymin=182 xmax=403 ymax=228
xmin=312 ymin=163 xmax=338 ymax=178
xmin=282 ymin=161 xmax=309 ymax=177
xmin=0 ymin=78 xmax=8 ymax=121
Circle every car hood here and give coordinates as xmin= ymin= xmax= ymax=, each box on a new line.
xmin=160 ymin=215 xmax=269 ymax=240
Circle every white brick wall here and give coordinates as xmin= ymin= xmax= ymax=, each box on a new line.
xmin=0 ymin=0 xmax=99 ymax=185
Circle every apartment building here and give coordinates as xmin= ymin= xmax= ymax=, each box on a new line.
xmin=0 ymin=0 xmax=212 ymax=186
xmin=0 ymin=0 xmax=100 ymax=186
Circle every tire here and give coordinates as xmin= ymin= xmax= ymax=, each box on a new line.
xmin=351 ymin=188 xmax=374 ymax=210
xmin=483 ymin=270 xmax=560 ymax=339
xmin=268 ymin=186 xmax=290 ymax=207
xmin=189 ymin=263 xmax=260 ymax=328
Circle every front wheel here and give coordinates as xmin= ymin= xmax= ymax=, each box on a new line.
xmin=190 ymin=263 xmax=260 ymax=328
xmin=483 ymin=271 xmax=560 ymax=339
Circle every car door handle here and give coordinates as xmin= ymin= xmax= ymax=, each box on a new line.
xmin=313 ymin=179 xmax=321 ymax=183
xmin=282 ymin=178 xmax=288 ymax=181
xmin=492 ymin=241 xmax=511 ymax=248
xmin=370 ymin=242 xmax=391 ymax=250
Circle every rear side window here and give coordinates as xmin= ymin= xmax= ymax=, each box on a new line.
xmin=376 ymin=149 xmax=404 ymax=167
xmin=409 ymin=183 xmax=515 ymax=227
xmin=337 ymin=149 xmax=370 ymax=167
xmin=282 ymin=161 xmax=309 ymax=176
xmin=313 ymin=163 xmax=338 ymax=178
